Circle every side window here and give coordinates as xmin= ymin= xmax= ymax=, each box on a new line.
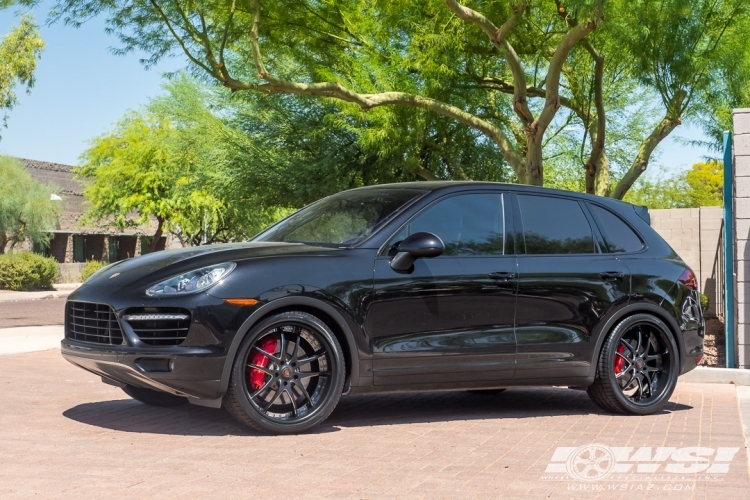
xmin=390 ymin=193 xmax=504 ymax=256
xmin=518 ymin=195 xmax=595 ymax=254
xmin=589 ymin=204 xmax=643 ymax=253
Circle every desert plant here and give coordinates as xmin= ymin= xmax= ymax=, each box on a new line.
xmin=0 ymin=251 xmax=58 ymax=291
xmin=699 ymin=293 xmax=710 ymax=313
xmin=80 ymin=260 xmax=106 ymax=282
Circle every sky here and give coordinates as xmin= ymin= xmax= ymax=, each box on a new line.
xmin=0 ymin=2 xmax=716 ymax=175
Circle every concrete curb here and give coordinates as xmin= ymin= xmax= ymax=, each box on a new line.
xmin=0 ymin=284 xmax=79 ymax=302
xmin=680 ymin=366 xmax=750 ymax=385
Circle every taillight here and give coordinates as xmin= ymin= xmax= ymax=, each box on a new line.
xmin=678 ymin=268 xmax=697 ymax=290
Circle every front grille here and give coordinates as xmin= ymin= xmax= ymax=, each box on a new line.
xmin=122 ymin=308 xmax=191 ymax=346
xmin=66 ymin=302 xmax=124 ymax=345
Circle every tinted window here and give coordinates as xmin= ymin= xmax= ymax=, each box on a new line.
xmin=518 ymin=195 xmax=595 ymax=254
xmin=254 ymin=189 xmax=424 ymax=246
xmin=590 ymin=205 xmax=643 ymax=253
xmin=391 ymin=193 xmax=504 ymax=256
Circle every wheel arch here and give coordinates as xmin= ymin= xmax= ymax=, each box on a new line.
xmin=587 ymin=302 xmax=685 ymax=380
xmin=218 ymin=296 xmax=360 ymax=395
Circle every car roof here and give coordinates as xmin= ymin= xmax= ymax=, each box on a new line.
xmin=348 ymin=181 xmax=641 ymax=213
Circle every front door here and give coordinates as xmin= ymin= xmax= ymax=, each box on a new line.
xmin=364 ymin=192 xmax=518 ymax=388
xmin=511 ymin=193 xmax=630 ymax=382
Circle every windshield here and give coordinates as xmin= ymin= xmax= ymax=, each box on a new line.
xmin=253 ymin=188 xmax=426 ymax=246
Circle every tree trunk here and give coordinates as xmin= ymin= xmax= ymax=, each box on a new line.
xmin=148 ymin=216 xmax=164 ymax=253
xmin=594 ymin=151 xmax=610 ymax=197
xmin=525 ymin=135 xmax=543 ymax=186
xmin=0 ymin=232 xmax=6 ymax=254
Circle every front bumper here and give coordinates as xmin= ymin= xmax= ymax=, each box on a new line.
xmin=60 ymin=283 xmax=255 ymax=401
xmin=61 ymin=339 xmax=226 ymax=400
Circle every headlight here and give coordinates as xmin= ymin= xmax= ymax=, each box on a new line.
xmin=146 ymin=262 xmax=236 ymax=296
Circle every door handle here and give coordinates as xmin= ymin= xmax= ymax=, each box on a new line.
xmin=489 ymin=272 xmax=516 ymax=282
xmin=600 ymin=271 xmax=624 ymax=281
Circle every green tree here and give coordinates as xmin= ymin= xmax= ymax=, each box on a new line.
xmin=77 ymin=112 xmax=241 ymax=249
xmin=0 ymin=1 xmax=44 ymax=132
xmin=51 ymin=0 xmax=750 ymax=198
xmin=0 ymin=156 xmax=60 ymax=252
xmin=686 ymin=161 xmax=723 ymax=207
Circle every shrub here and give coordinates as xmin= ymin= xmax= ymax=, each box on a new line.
xmin=699 ymin=293 xmax=709 ymax=313
xmin=0 ymin=252 xmax=59 ymax=291
xmin=80 ymin=260 xmax=107 ymax=282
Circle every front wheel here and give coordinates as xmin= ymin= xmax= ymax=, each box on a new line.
xmin=587 ymin=314 xmax=679 ymax=415
xmin=224 ymin=311 xmax=346 ymax=434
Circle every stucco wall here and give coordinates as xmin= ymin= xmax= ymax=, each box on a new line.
xmin=733 ymin=108 xmax=750 ymax=368
xmin=650 ymin=207 xmax=724 ymax=317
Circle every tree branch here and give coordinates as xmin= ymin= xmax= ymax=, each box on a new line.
xmin=581 ymin=40 xmax=605 ymax=195
xmin=444 ymin=0 xmax=534 ymax=126
xmin=610 ymin=89 xmax=687 ymax=200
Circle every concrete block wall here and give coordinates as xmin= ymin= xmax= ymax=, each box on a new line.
xmin=650 ymin=206 xmax=723 ymax=317
xmin=734 ymin=108 xmax=750 ymax=368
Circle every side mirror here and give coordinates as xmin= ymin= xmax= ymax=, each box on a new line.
xmin=390 ymin=232 xmax=444 ymax=271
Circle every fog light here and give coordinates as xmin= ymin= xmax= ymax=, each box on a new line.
xmin=695 ymin=354 xmax=704 ymax=365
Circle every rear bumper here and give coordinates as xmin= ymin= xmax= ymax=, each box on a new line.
xmin=61 ymin=339 xmax=226 ymax=400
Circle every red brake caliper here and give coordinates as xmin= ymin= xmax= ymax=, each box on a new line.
xmin=614 ymin=344 xmax=626 ymax=374
xmin=248 ymin=337 xmax=279 ymax=391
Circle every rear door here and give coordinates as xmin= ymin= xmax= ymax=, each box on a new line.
xmin=365 ymin=191 xmax=518 ymax=388
xmin=512 ymin=193 xmax=630 ymax=382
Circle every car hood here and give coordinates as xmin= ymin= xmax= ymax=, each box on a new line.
xmin=82 ymin=241 xmax=346 ymax=289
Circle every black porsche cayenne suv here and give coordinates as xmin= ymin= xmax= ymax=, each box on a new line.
xmin=62 ymin=182 xmax=704 ymax=434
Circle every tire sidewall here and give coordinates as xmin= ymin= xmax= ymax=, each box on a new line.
xmin=604 ymin=314 xmax=680 ymax=415
xmin=229 ymin=311 xmax=345 ymax=433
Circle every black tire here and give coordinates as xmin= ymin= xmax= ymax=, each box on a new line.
xmin=224 ymin=311 xmax=346 ymax=434
xmin=587 ymin=314 xmax=679 ymax=415
xmin=467 ymin=389 xmax=507 ymax=395
xmin=121 ymin=385 xmax=189 ymax=407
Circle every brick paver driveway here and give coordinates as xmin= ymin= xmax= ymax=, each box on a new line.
xmin=1 ymin=349 xmax=748 ymax=499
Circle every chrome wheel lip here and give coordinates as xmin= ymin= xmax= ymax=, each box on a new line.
xmin=241 ymin=322 xmax=334 ymax=425
xmin=613 ymin=322 xmax=674 ymax=407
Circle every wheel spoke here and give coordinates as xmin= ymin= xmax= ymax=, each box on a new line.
xmin=294 ymin=379 xmax=314 ymax=409
xmin=264 ymin=384 xmax=285 ymax=411
xmin=297 ymin=371 xmax=330 ymax=379
xmin=246 ymin=364 xmax=274 ymax=376
xmin=286 ymin=385 xmax=298 ymax=417
xmin=615 ymin=350 xmax=632 ymax=365
xmin=298 ymin=350 xmax=326 ymax=365
xmin=635 ymin=374 xmax=645 ymax=400
xmin=290 ymin=328 xmax=301 ymax=364
xmin=642 ymin=369 xmax=654 ymax=394
xmin=616 ymin=365 xmax=633 ymax=379
xmin=642 ymin=333 xmax=652 ymax=357
xmin=636 ymin=330 xmax=643 ymax=355
xmin=278 ymin=332 xmax=288 ymax=363
xmin=250 ymin=375 xmax=275 ymax=399
xmin=254 ymin=345 xmax=282 ymax=364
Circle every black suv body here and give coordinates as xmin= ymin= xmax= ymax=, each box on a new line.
xmin=62 ymin=182 xmax=704 ymax=433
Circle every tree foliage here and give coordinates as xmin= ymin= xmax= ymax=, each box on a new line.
xmin=624 ymin=161 xmax=723 ymax=209
xmin=0 ymin=156 xmax=60 ymax=253
xmin=51 ymin=0 xmax=750 ymax=199
xmin=0 ymin=1 xmax=44 ymax=132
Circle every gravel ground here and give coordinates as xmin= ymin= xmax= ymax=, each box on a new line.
xmin=699 ymin=317 xmax=726 ymax=368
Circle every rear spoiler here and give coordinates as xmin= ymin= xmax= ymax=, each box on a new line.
xmin=633 ymin=205 xmax=651 ymax=225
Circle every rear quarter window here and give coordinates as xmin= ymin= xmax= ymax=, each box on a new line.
xmin=589 ymin=204 xmax=644 ymax=253
xmin=517 ymin=194 xmax=596 ymax=254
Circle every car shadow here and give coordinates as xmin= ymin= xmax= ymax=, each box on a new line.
xmin=62 ymin=387 xmax=693 ymax=437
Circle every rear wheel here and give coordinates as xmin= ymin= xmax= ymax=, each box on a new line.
xmin=587 ymin=314 xmax=679 ymax=415
xmin=224 ymin=311 xmax=346 ymax=434
xmin=121 ymin=385 xmax=188 ymax=407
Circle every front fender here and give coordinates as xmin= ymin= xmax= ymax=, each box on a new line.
xmin=216 ymin=295 xmax=364 ymax=395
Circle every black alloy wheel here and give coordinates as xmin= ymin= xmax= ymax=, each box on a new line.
xmin=587 ymin=314 xmax=679 ymax=415
xmin=224 ymin=311 xmax=345 ymax=434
